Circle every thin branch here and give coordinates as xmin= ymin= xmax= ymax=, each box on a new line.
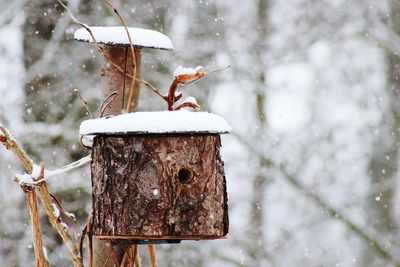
xmin=110 ymin=243 xmax=121 ymax=267
xmin=37 ymin=183 xmax=83 ymax=266
xmin=50 ymin=193 xmax=79 ymax=242
xmin=147 ymin=244 xmax=158 ymax=267
xmin=45 ymin=155 xmax=91 ymax=179
xmin=74 ymin=89 xmax=95 ymax=119
xmin=78 ymin=222 xmax=88 ymax=260
xmin=100 ymin=91 xmax=119 ymax=118
xmin=136 ymin=77 xmax=167 ymax=100
xmin=88 ymin=224 xmax=93 ymax=267
xmin=2 ymin=130 xmax=48 ymax=267
xmin=104 ymin=0 xmax=138 ymax=113
xmin=203 ymin=65 xmax=231 ymax=77
xmin=135 ymin=246 xmax=142 ymax=267
xmin=57 ymin=0 xmax=105 ymax=56
xmin=181 ymin=65 xmax=231 ymax=87
xmin=16 ymin=155 xmax=92 ymax=185
xmin=121 ymin=245 xmax=134 ymax=267
xmin=1 ymin=126 xmax=83 ymax=266
xmin=24 ymin=187 xmax=49 ymax=267
xmin=79 ymin=211 xmax=93 ymax=267
xmin=0 ymin=126 xmax=34 ymax=173
xmin=101 ymin=248 xmax=112 ymax=267
xmin=35 ymin=164 xmax=83 ymax=267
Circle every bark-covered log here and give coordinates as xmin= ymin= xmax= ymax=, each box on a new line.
xmin=91 ymin=134 xmax=228 ymax=241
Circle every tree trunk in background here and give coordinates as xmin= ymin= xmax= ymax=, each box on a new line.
xmin=365 ymin=1 xmax=400 ymax=265
xmin=248 ymin=0 xmax=270 ymax=266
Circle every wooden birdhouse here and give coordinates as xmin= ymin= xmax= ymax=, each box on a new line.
xmin=75 ymin=25 xmax=231 ymax=244
xmin=80 ymin=111 xmax=231 ymax=243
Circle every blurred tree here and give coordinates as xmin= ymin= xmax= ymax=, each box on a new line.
xmin=366 ymin=0 xmax=400 ymax=266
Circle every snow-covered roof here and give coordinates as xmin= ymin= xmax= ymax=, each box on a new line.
xmin=74 ymin=26 xmax=173 ymax=50
xmin=79 ymin=111 xmax=231 ymax=135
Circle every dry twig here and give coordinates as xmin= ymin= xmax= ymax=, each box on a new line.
xmin=74 ymin=89 xmax=95 ymax=119
xmin=79 ymin=211 xmax=94 ymax=267
xmin=100 ymin=91 xmax=119 ymax=117
xmin=24 ymin=187 xmax=49 ymax=267
xmin=36 ymin=164 xmax=84 ymax=267
xmin=1 ymin=126 xmax=83 ymax=267
xmin=104 ymin=0 xmax=138 ymax=113
xmin=135 ymin=245 xmax=142 ymax=267
xmin=147 ymin=244 xmax=158 ymax=267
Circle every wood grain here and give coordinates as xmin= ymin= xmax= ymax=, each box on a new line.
xmin=91 ymin=134 xmax=228 ymax=240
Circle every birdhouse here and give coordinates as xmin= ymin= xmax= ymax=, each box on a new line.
xmin=79 ymin=111 xmax=231 ymax=243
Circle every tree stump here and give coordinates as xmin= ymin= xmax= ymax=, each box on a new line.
xmin=91 ymin=133 xmax=229 ymax=243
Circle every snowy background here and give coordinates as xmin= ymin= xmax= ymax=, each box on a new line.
xmin=1 ymin=0 xmax=400 ymax=266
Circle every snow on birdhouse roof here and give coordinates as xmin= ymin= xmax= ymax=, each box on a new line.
xmin=74 ymin=26 xmax=173 ymax=50
xmin=79 ymin=111 xmax=231 ymax=136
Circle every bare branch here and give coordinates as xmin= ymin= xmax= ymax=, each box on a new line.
xmin=104 ymin=0 xmax=138 ymax=113
xmin=0 ymin=126 xmax=83 ymax=266
xmin=16 ymin=155 xmax=92 ymax=185
xmin=74 ymin=89 xmax=95 ymax=119
xmin=100 ymin=91 xmax=118 ymax=118
xmin=135 ymin=246 xmax=142 ymax=267
xmin=36 ymin=177 xmax=83 ymax=267
xmin=147 ymin=244 xmax=158 ymax=267
xmin=0 ymin=126 xmax=34 ymax=173
xmin=25 ymin=188 xmax=49 ymax=267
xmin=79 ymin=210 xmax=93 ymax=267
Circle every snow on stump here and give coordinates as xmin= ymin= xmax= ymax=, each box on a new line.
xmin=80 ymin=111 xmax=231 ymax=243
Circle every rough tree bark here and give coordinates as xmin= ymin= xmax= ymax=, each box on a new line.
xmin=91 ymin=134 xmax=228 ymax=240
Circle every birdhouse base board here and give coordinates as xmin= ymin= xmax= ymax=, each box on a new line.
xmin=94 ymin=235 xmax=227 ymax=244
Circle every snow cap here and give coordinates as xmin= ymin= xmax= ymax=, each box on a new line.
xmin=74 ymin=26 xmax=173 ymax=50
xmin=79 ymin=111 xmax=231 ymax=135
xmin=173 ymin=66 xmax=204 ymax=77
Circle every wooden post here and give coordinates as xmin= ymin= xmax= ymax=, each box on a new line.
xmin=94 ymin=45 xmax=141 ymax=267
xmin=101 ymin=45 xmax=141 ymax=115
